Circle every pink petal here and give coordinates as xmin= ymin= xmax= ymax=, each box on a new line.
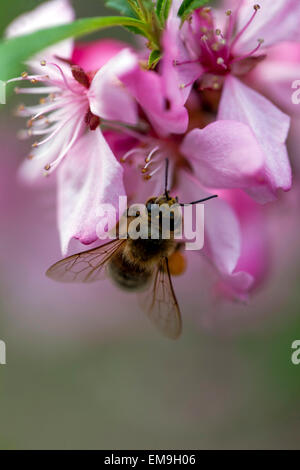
xmin=204 ymin=194 xmax=254 ymax=300
xmin=57 ymin=129 xmax=126 ymax=255
xmin=218 ymin=76 xmax=291 ymax=203
xmin=119 ymin=56 xmax=188 ymax=136
xmin=180 ymin=121 xmax=265 ymax=189
xmin=162 ymin=17 xmax=202 ymax=105
xmin=88 ymin=49 xmax=138 ymax=125
xmin=176 ymin=170 xmax=254 ymax=299
xmin=221 ymin=189 xmax=270 ymax=288
xmin=248 ymin=42 xmax=300 ymax=115
xmin=5 ymin=0 xmax=75 ymax=64
xmin=72 ymin=39 xmax=126 ymax=72
xmin=234 ymin=0 xmax=300 ymax=53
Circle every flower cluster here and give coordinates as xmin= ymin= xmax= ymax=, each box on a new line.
xmin=6 ymin=0 xmax=300 ymax=300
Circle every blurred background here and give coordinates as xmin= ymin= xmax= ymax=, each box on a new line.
xmin=0 ymin=0 xmax=300 ymax=450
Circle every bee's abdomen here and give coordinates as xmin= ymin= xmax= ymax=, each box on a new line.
xmin=108 ymin=251 xmax=152 ymax=292
xmin=127 ymin=238 xmax=173 ymax=263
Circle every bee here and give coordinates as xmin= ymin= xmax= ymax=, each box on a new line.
xmin=46 ymin=160 xmax=217 ymax=339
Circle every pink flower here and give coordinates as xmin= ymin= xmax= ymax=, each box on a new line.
xmin=106 ymin=116 xmax=268 ymax=300
xmin=165 ymin=0 xmax=294 ymax=202
xmin=6 ymin=0 xmax=138 ymax=254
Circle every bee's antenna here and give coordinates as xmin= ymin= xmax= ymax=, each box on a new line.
xmin=180 ymin=195 xmax=218 ymax=206
xmin=165 ymin=158 xmax=170 ymax=199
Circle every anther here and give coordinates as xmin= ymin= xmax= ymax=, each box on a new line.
xmin=254 ymin=4 xmax=260 ymax=11
xmin=44 ymin=164 xmax=51 ymax=171
xmin=32 ymin=142 xmax=38 ymax=148
xmin=40 ymin=60 xmax=47 ymax=66
xmin=39 ymin=98 xmax=46 ymax=104
xmin=258 ymin=38 xmax=264 ymax=44
xmin=215 ymin=29 xmax=221 ymax=36
xmin=226 ymin=9 xmax=232 ymax=16
xmin=27 ymin=154 xmax=34 ymax=160
xmin=31 ymin=79 xmax=38 ymax=84
xmin=21 ymin=72 xmax=28 ymax=79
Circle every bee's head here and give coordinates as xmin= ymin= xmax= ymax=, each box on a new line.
xmin=146 ymin=195 xmax=178 ymax=211
xmin=145 ymin=195 xmax=181 ymax=235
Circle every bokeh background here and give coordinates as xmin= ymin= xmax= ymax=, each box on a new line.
xmin=0 ymin=0 xmax=300 ymax=450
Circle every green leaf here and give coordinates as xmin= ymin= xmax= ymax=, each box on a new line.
xmin=105 ymin=0 xmax=137 ymax=17
xmin=156 ymin=0 xmax=172 ymax=23
xmin=148 ymin=49 xmax=161 ymax=69
xmin=178 ymin=0 xmax=210 ymax=21
xmin=0 ymin=16 xmax=148 ymax=81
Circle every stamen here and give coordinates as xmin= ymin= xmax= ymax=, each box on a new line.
xmin=45 ymin=62 xmax=83 ymax=95
xmin=230 ymin=38 xmax=264 ymax=64
xmin=217 ymin=57 xmax=227 ymax=70
xmin=231 ymin=4 xmax=261 ymax=50
xmin=14 ymin=86 xmax=58 ymax=95
xmin=45 ymin=119 xmax=84 ymax=173
xmin=6 ymin=74 xmax=49 ymax=85
xmin=201 ymin=35 xmax=218 ymax=62
xmin=145 ymin=146 xmax=160 ymax=163
xmin=179 ymin=78 xmax=196 ymax=89
xmin=148 ymin=163 xmax=164 ymax=178
xmin=32 ymin=119 xmax=71 ymax=147
xmin=121 ymin=148 xmax=141 ymax=163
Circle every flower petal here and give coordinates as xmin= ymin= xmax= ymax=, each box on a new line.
xmin=181 ymin=121 xmax=265 ymax=189
xmin=162 ymin=16 xmax=202 ymax=105
xmin=176 ymin=170 xmax=254 ymax=300
xmin=218 ymin=76 xmax=291 ymax=203
xmin=249 ymin=42 xmax=300 ymax=115
xmin=234 ymin=0 xmax=300 ymax=53
xmin=57 ymin=129 xmax=126 ymax=255
xmin=205 ymin=194 xmax=255 ymax=300
xmin=88 ymin=49 xmax=138 ymax=125
xmin=72 ymin=39 xmax=126 ymax=72
xmin=119 ymin=54 xmax=189 ymax=136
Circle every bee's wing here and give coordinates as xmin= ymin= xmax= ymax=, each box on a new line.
xmin=139 ymin=257 xmax=182 ymax=340
xmin=46 ymin=239 xmax=125 ymax=283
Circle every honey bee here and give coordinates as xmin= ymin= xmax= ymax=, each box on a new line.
xmin=46 ymin=160 xmax=217 ymax=339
